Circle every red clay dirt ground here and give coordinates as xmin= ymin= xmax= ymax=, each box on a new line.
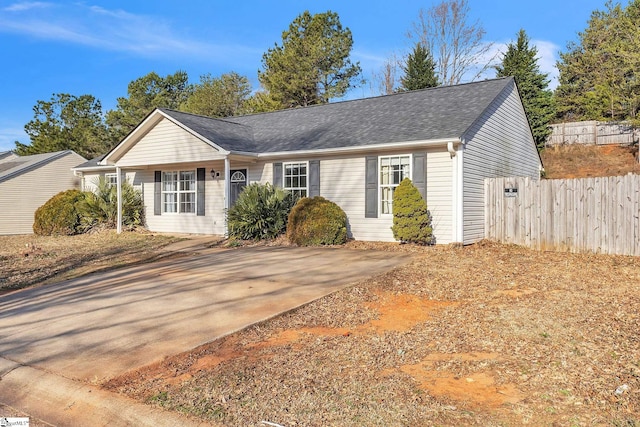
xmin=540 ymin=144 xmax=639 ymax=179
xmin=105 ymin=241 xmax=640 ymax=426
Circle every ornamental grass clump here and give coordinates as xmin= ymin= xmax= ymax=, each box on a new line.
xmin=287 ymin=196 xmax=348 ymax=246
xmin=227 ymin=183 xmax=296 ymax=240
xmin=78 ymin=176 xmax=144 ymax=232
xmin=33 ymin=189 xmax=86 ymax=236
xmin=391 ymin=178 xmax=434 ymax=244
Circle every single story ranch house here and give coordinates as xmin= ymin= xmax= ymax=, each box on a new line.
xmin=73 ymin=77 xmax=542 ymax=244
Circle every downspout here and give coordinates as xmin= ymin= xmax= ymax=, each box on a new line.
xmin=224 ymin=157 xmax=230 ymax=237
xmin=116 ymin=166 xmax=122 ymax=234
xmin=450 ymin=140 xmax=464 ymax=244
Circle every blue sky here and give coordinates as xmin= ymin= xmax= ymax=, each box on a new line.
xmin=0 ymin=0 xmax=607 ymax=153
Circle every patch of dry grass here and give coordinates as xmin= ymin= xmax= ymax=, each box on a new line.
xmin=541 ymin=144 xmax=640 ymax=179
xmin=0 ymin=231 xmax=181 ymax=293
xmin=105 ymin=241 xmax=640 ymax=426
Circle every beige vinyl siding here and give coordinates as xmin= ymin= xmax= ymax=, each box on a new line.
xmin=140 ymin=161 xmax=226 ymax=235
xmin=266 ymin=149 xmax=452 ymax=243
xmin=116 ymin=118 xmax=226 ymax=167
xmin=0 ymin=152 xmax=84 ymax=235
xmin=425 ymin=150 xmax=453 ymax=244
xmin=81 ymin=171 xmax=139 ymax=193
xmin=462 ymin=82 xmax=541 ymax=244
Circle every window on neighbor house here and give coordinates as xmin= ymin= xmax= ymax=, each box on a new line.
xmin=379 ymin=155 xmax=411 ymax=215
xmin=162 ymin=170 xmax=196 ymax=213
xmin=283 ymin=162 xmax=308 ymax=198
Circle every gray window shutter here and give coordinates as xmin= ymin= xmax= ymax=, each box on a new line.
xmin=196 ymin=167 xmax=205 ymax=216
xmin=412 ymin=152 xmax=427 ymax=201
xmin=154 ymin=171 xmax=162 ymax=216
xmin=273 ymin=162 xmax=283 ymax=188
xmin=309 ymin=160 xmax=320 ymax=197
xmin=365 ymin=156 xmax=378 ymax=218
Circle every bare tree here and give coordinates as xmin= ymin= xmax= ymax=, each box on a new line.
xmin=371 ymin=53 xmax=400 ymax=95
xmin=408 ymin=0 xmax=494 ymax=85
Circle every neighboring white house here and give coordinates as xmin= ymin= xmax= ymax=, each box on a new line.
xmin=0 ymin=150 xmax=86 ymax=235
xmin=73 ymin=77 xmax=542 ymax=244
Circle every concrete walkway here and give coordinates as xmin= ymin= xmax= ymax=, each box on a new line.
xmin=0 ymin=241 xmax=409 ymax=426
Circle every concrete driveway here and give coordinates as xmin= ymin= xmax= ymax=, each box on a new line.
xmin=0 ymin=244 xmax=409 ymax=426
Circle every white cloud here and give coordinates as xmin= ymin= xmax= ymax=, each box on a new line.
xmin=0 ymin=3 xmax=258 ymax=61
xmin=0 ymin=126 xmax=27 ymax=152
xmin=532 ymin=39 xmax=561 ymax=90
xmin=2 ymin=1 xmax=51 ymax=12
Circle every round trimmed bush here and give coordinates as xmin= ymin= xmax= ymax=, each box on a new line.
xmin=287 ymin=196 xmax=348 ymax=246
xmin=33 ymin=189 xmax=86 ymax=236
xmin=391 ymin=178 xmax=434 ymax=244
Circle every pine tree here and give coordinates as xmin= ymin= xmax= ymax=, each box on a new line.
xmin=400 ymin=43 xmax=439 ymax=91
xmin=258 ymin=11 xmax=362 ymax=109
xmin=555 ymin=1 xmax=640 ymax=123
xmin=495 ymin=29 xmax=556 ymax=149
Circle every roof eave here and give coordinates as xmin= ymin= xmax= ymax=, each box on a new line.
xmin=256 ymin=137 xmax=462 ymax=159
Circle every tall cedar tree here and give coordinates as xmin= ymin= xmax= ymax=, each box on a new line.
xmin=106 ymin=71 xmax=191 ymax=143
xmin=555 ymin=0 xmax=640 ymax=122
xmin=15 ymin=93 xmax=110 ymax=159
xmin=258 ymin=11 xmax=362 ymax=109
xmin=400 ymin=43 xmax=439 ymax=91
xmin=495 ymin=29 xmax=555 ymax=149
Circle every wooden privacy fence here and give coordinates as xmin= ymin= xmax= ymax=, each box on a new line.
xmin=485 ymin=175 xmax=640 ymax=256
xmin=547 ymin=120 xmax=638 ymax=146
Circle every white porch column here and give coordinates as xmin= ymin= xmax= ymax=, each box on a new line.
xmin=116 ymin=166 xmax=122 ymax=234
xmin=224 ymin=157 xmax=230 ymax=236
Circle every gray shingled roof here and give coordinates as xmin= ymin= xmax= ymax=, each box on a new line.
xmin=159 ymin=77 xmax=514 ymax=154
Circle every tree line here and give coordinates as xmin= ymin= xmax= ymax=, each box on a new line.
xmin=14 ymin=0 xmax=639 ymax=158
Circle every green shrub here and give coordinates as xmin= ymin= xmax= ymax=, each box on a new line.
xmin=227 ymin=183 xmax=296 ymax=240
xmin=33 ymin=189 xmax=86 ymax=236
xmin=287 ymin=196 xmax=348 ymax=246
xmin=78 ymin=176 xmax=144 ymax=232
xmin=391 ymin=178 xmax=434 ymax=244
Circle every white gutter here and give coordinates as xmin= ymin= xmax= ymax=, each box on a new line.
xmin=257 ymin=138 xmax=461 ymax=159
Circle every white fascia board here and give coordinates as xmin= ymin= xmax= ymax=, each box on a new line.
xmin=256 ymin=138 xmax=462 ymax=160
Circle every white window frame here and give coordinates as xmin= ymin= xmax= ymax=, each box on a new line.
xmin=283 ymin=161 xmax=308 ymax=198
xmin=104 ymin=173 xmax=118 ymax=188
xmin=161 ymin=170 xmax=196 ymax=214
xmin=379 ymin=154 xmax=412 ymax=216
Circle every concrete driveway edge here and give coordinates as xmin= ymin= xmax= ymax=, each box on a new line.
xmin=0 ymin=357 xmax=215 ymax=427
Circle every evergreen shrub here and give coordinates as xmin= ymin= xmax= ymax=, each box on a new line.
xmin=78 ymin=176 xmax=144 ymax=232
xmin=287 ymin=196 xmax=348 ymax=246
xmin=227 ymin=183 xmax=296 ymax=240
xmin=33 ymin=189 xmax=86 ymax=236
xmin=391 ymin=178 xmax=434 ymax=244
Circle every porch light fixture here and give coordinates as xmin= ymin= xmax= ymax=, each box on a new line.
xmin=210 ymin=169 xmax=219 ymax=179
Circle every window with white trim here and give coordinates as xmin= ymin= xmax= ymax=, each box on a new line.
xmin=105 ymin=173 xmax=118 ymax=188
xmin=284 ymin=162 xmax=307 ymax=198
xmin=379 ymin=155 xmax=411 ymax=215
xmin=162 ymin=170 xmax=196 ymax=213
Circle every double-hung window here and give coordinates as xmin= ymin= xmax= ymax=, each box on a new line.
xmin=379 ymin=155 xmax=411 ymax=215
xmin=105 ymin=173 xmax=118 ymax=188
xmin=283 ymin=162 xmax=307 ymax=198
xmin=162 ymin=170 xmax=196 ymax=213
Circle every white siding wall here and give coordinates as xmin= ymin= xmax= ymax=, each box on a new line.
xmin=116 ymin=119 xmax=225 ymax=167
xmin=462 ymin=82 xmax=542 ymax=244
xmin=0 ymin=153 xmax=84 ymax=235
xmin=259 ymin=149 xmax=452 ymax=243
xmin=141 ymin=161 xmax=226 ymax=235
